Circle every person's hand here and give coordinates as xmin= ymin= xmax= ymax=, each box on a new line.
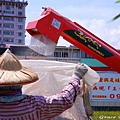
xmin=72 ymin=63 xmax=88 ymax=80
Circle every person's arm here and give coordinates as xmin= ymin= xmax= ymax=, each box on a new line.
xmin=40 ymin=78 xmax=81 ymax=119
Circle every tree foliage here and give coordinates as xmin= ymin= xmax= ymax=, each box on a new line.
xmin=112 ymin=0 xmax=120 ymax=21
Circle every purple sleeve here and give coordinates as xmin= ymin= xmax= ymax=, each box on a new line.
xmin=37 ymin=78 xmax=82 ymax=119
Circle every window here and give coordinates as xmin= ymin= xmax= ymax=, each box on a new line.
xmin=4 ymin=11 xmax=11 ymax=14
xmin=62 ymin=52 xmax=68 ymax=57
xmin=18 ymin=6 xmax=22 ymax=9
xmin=3 ymin=31 xmax=14 ymax=35
xmin=72 ymin=52 xmax=78 ymax=58
xmin=18 ymin=11 xmax=22 ymax=15
xmin=54 ymin=52 xmax=61 ymax=57
xmin=81 ymin=51 xmax=93 ymax=58
xmin=4 ymin=17 xmax=14 ymax=21
xmin=0 ymin=24 xmax=2 ymax=27
xmin=11 ymin=5 xmax=14 ymax=8
xmin=54 ymin=52 xmax=68 ymax=57
xmin=3 ymin=23 xmax=14 ymax=28
xmin=18 ymin=32 xmax=22 ymax=36
xmin=3 ymin=38 xmax=14 ymax=42
xmin=4 ymin=10 xmax=14 ymax=14
xmin=18 ymin=18 xmax=22 ymax=22
xmin=11 ymin=18 xmax=14 ymax=21
xmin=18 ymin=25 xmax=22 ymax=29
xmin=5 ymin=5 xmax=10 ymax=10
xmin=18 ymin=39 xmax=22 ymax=43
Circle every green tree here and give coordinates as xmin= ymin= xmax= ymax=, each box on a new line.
xmin=112 ymin=0 xmax=120 ymax=21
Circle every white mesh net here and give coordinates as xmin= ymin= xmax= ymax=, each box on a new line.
xmin=28 ymin=34 xmax=57 ymax=56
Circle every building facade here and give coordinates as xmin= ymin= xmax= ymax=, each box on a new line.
xmin=0 ymin=0 xmax=28 ymax=45
xmin=47 ymin=46 xmax=80 ymax=63
xmin=1 ymin=45 xmax=81 ymax=63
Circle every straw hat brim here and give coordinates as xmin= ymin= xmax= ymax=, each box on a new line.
xmin=0 ymin=67 xmax=39 ymax=86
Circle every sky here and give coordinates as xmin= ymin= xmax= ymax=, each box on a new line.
xmin=25 ymin=0 xmax=120 ymax=49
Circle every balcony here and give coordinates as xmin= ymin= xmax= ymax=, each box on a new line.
xmin=0 ymin=0 xmax=28 ymax=3
xmin=0 ymin=0 xmax=28 ymax=6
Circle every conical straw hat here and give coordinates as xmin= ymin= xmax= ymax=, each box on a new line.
xmin=0 ymin=49 xmax=39 ymax=86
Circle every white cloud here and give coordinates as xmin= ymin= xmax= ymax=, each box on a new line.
xmin=58 ymin=5 xmax=119 ymax=21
